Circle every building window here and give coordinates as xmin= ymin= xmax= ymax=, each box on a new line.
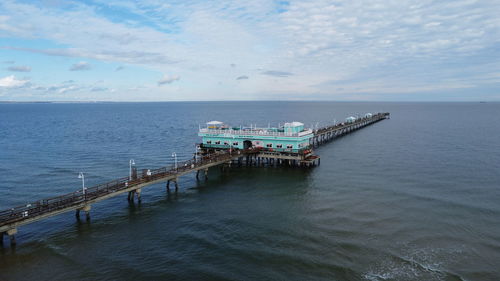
xmin=215 ymin=141 xmax=221 ymax=145
xmin=287 ymin=145 xmax=293 ymax=149
xmin=233 ymin=142 xmax=238 ymax=146
xmin=206 ymin=140 xmax=212 ymax=144
xmin=266 ymin=143 xmax=272 ymax=148
xmin=276 ymin=144 xmax=283 ymax=148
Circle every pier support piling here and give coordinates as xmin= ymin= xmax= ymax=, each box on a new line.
xmin=135 ymin=189 xmax=142 ymax=202
xmin=76 ymin=205 xmax=91 ymax=221
xmin=127 ymin=191 xmax=134 ymax=201
xmin=6 ymin=228 xmax=17 ymax=246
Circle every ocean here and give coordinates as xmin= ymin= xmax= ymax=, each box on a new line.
xmin=0 ymin=101 xmax=499 ymax=280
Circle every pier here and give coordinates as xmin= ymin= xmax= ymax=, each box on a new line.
xmin=0 ymin=112 xmax=389 ymax=246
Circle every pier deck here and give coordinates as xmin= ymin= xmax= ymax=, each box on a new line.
xmin=0 ymin=112 xmax=389 ymax=245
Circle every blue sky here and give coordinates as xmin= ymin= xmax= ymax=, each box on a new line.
xmin=0 ymin=0 xmax=499 ymax=101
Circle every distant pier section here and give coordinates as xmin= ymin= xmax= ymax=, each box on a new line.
xmin=0 ymin=112 xmax=389 ymax=246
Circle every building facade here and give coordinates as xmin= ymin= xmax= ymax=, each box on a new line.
xmin=199 ymin=121 xmax=314 ymax=153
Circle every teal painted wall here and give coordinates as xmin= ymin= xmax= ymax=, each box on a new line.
xmin=199 ymin=133 xmax=313 ymax=152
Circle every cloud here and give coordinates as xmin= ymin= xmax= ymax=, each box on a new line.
xmin=0 ymin=75 xmax=29 ymax=88
xmin=236 ymin=75 xmax=249 ymax=80
xmin=115 ymin=66 xmax=125 ymax=71
xmin=43 ymin=84 xmax=81 ymax=94
xmin=261 ymin=70 xmax=293 ymax=77
xmin=7 ymin=65 xmax=31 ymax=72
xmin=30 ymin=80 xmax=105 ymax=94
xmin=90 ymin=86 xmax=108 ymax=92
xmin=3 ymin=60 xmax=15 ymax=64
xmin=1 ymin=0 xmax=500 ymax=101
xmin=158 ymin=74 xmax=180 ymax=85
xmin=56 ymin=85 xmax=79 ymax=94
xmin=2 ymin=47 xmax=179 ymax=65
xmin=70 ymin=61 xmax=91 ymax=71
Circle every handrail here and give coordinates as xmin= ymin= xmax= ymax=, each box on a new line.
xmin=315 ymin=112 xmax=389 ymax=134
xmin=199 ymin=128 xmax=313 ymax=137
xmin=0 ymin=150 xmax=240 ymax=227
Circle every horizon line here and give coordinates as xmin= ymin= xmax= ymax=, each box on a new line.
xmin=0 ymin=100 xmax=497 ymax=104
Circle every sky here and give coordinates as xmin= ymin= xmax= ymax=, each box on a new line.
xmin=0 ymin=0 xmax=499 ymax=101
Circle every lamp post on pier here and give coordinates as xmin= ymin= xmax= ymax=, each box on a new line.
xmin=195 ymin=144 xmax=199 ymax=162
xmin=172 ymin=152 xmax=177 ymax=170
xmin=129 ymin=159 xmax=135 ymax=180
xmin=78 ymin=172 xmax=86 ymax=197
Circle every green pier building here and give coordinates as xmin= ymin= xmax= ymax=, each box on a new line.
xmin=198 ymin=121 xmax=314 ymax=154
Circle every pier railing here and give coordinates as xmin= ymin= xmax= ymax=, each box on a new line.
xmin=0 ymin=150 xmax=242 ymax=228
xmin=315 ymin=112 xmax=389 ymax=134
xmin=199 ymin=128 xmax=313 ymax=137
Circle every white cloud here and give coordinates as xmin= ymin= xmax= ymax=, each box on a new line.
xmin=158 ymin=74 xmax=180 ymax=85
xmin=0 ymin=75 xmax=29 ymax=88
xmin=57 ymin=85 xmax=79 ymax=94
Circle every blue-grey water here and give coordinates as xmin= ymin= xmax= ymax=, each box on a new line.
xmin=0 ymin=101 xmax=499 ymax=281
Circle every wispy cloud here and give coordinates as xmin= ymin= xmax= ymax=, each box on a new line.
xmin=70 ymin=61 xmax=91 ymax=71
xmin=158 ymin=74 xmax=180 ymax=85
xmin=7 ymin=65 xmax=31 ymax=72
xmin=56 ymin=85 xmax=80 ymax=94
xmin=90 ymin=86 xmax=108 ymax=92
xmin=2 ymin=46 xmax=178 ymax=66
xmin=115 ymin=66 xmax=124 ymax=71
xmin=261 ymin=71 xmax=293 ymax=77
xmin=236 ymin=75 xmax=249 ymax=80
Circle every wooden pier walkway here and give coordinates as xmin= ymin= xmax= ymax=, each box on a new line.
xmin=0 ymin=112 xmax=389 ymax=246
xmin=312 ymin=112 xmax=390 ymax=147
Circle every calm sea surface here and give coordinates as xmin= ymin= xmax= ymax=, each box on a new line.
xmin=0 ymin=102 xmax=499 ymax=281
